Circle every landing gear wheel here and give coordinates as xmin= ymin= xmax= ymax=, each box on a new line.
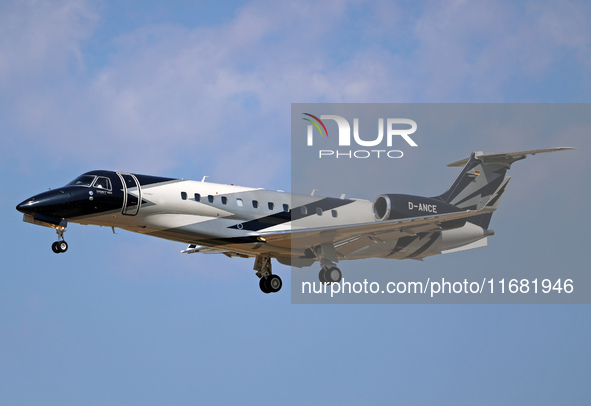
xmin=52 ymin=241 xmax=68 ymax=253
xmin=267 ymin=274 xmax=282 ymax=293
xmin=259 ymin=277 xmax=271 ymax=294
xmin=318 ymin=268 xmax=327 ymax=283
xmin=259 ymin=274 xmax=282 ymax=294
xmin=57 ymin=241 xmax=68 ymax=253
xmin=325 ymin=267 xmax=342 ymax=283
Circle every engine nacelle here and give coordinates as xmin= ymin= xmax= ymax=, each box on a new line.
xmin=373 ymin=194 xmax=462 ymax=222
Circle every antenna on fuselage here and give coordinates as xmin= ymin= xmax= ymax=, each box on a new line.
xmin=201 ymin=176 xmax=209 ymax=182
xmin=311 ymin=189 xmax=318 ymax=196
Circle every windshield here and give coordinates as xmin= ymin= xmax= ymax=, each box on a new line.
xmin=67 ymin=175 xmax=96 ymax=187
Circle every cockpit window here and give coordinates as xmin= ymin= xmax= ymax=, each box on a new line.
xmin=67 ymin=175 xmax=96 ymax=187
xmin=93 ymin=176 xmax=112 ymax=190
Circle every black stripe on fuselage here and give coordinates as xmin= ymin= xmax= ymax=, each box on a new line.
xmin=145 ymin=228 xmax=263 ymax=247
xmin=228 ymin=197 xmax=354 ymax=232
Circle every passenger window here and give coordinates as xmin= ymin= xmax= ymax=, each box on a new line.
xmin=236 ymin=198 xmax=243 ymax=207
xmin=283 ymin=204 xmax=289 ymax=212
xmin=300 ymin=206 xmax=307 ymax=215
xmin=221 ymin=196 xmax=228 ymax=205
xmin=194 ymin=193 xmax=201 ymax=202
xmin=208 ymin=195 xmax=214 ymax=203
xmin=268 ymin=202 xmax=274 ymax=210
xmin=181 ymin=192 xmax=187 ymax=200
xmin=252 ymin=200 xmax=259 ymax=208
xmin=93 ymin=177 xmax=112 ymax=190
xmin=316 ymin=208 xmax=323 ymax=216
xmin=331 ymin=210 xmax=338 ymax=218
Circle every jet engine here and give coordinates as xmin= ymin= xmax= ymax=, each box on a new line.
xmin=372 ymin=194 xmax=466 ymax=229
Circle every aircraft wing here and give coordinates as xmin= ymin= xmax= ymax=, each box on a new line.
xmin=260 ymin=207 xmax=494 ymax=256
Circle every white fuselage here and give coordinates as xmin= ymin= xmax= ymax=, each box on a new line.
xmin=70 ymin=178 xmax=489 ymax=266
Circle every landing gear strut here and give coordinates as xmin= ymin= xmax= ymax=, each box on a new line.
xmin=254 ymin=255 xmax=282 ymax=294
xmin=51 ymin=226 xmax=68 ymax=254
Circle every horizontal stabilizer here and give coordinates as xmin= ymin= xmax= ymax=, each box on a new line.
xmin=435 ymin=147 xmax=575 ymax=229
xmin=447 ymin=147 xmax=576 ymax=167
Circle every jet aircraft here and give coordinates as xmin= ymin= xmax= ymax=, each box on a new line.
xmin=17 ymin=147 xmax=573 ymax=294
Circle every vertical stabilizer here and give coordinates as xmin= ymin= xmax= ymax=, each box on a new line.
xmin=434 ymin=147 xmax=574 ymax=228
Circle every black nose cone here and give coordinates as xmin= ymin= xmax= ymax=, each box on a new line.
xmin=16 ymin=189 xmax=68 ymax=217
xmin=16 ymin=198 xmax=36 ymax=214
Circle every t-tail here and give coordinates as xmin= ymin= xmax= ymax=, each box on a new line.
xmin=433 ymin=147 xmax=575 ymax=229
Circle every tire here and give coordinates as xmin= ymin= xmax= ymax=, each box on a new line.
xmin=52 ymin=242 xmax=60 ymax=253
xmin=267 ymin=275 xmax=282 ymax=293
xmin=318 ymin=268 xmax=327 ymax=283
xmin=57 ymin=241 xmax=68 ymax=253
xmin=325 ymin=267 xmax=342 ymax=283
xmin=259 ymin=277 xmax=271 ymax=294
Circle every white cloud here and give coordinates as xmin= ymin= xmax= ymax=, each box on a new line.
xmin=409 ymin=0 xmax=591 ymax=100
xmin=0 ymin=0 xmax=98 ymax=82
xmin=1 ymin=0 xmax=590 ymax=180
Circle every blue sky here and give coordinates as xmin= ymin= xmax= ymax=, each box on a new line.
xmin=1 ymin=1 xmax=590 ymax=404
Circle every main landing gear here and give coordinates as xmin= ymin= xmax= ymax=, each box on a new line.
xmin=313 ymin=244 xmax=342 ymax=284
xmin=318 ymin=265 xmax=342 ymax=283
xmin=254 ymin=255 xmax=282 ymax=294
xmin=51 ymin=226 xmax=68 ymax=254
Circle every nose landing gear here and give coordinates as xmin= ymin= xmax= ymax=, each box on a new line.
xmin=51 ymin=226 xmax=68 ymax=253
xmin=51 ymin=240 xmax=68 ymax=253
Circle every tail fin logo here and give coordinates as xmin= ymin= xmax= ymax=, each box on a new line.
xmin=303 ymin=113 xmax=329 ymax=146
